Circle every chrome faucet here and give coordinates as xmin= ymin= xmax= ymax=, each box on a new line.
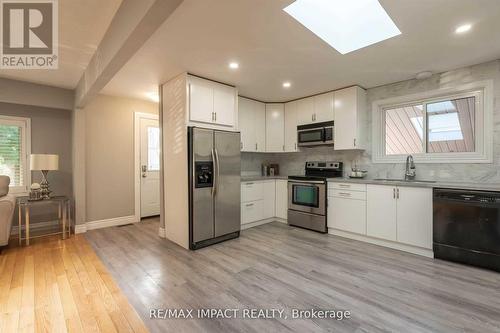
xmin=405 ymin=155 xmax=416 ymax=181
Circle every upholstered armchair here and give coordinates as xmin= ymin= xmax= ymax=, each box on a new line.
xmin=0 ymin=176 xmax=15 ymax=246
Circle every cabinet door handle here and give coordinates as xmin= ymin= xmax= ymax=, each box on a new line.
xmin=353 ymin=138 xmax=356 ymax=147
xmin=255 ymin=143 xmax=258 ymax=150
xmin=339 ymin=184 xmax=350 ymax=188
xmin=393 ymin=188 xmax=396 ymax=199
xmin=245 ymin=182 xmax=254 ymax=185
xmin=338 ymin=192 xmax=351 ymax=196
xmin=294 ymin=143 xmax=297 ymax=150
xmin=397 ymin=188 xmax=400 ymax=199
xmin=245 ymin=203 xmax=254 ymax=207
xmin=215 ymin=112 xmax=217 ymax=122
xmin=283 ymin=145 xmax=285 ymax=151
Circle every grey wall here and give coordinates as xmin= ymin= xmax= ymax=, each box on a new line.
xmin=83 ymin=94 xmax=158 ymax=222
xmin=243 ymin=59 xmax=500 ymax=183
xmin=0 ymin=102 xmax=73 ymax=225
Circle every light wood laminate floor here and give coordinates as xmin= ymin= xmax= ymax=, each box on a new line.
xmin=0 ymin=234 xmax=148 ymax=333
xmin=86 ymin=219 xmax=500 ymax=333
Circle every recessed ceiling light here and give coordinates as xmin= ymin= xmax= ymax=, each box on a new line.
xmin=283 ymin=82 xmax=291 ymax=88
xmin=283 ymin=0 xmax=401 ymax=54
xmin=455 ymin=24 xmax=472 ymax=34
xmin=229 ymin=62 xmax=239 ymax=69
xmin=146 ymin=92 xmax=159 ymax=103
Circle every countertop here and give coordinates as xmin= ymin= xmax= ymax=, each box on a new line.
xmin=326 ymin=177 xmax=500 ymax=192
xmin=241 ymin=175 xmax=288 ymax=182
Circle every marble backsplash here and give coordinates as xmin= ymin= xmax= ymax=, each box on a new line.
xmin=242 ymin=59 xmax=500 ymax=184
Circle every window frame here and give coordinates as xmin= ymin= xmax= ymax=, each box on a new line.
xmin=0 ymin=115 xmax=31 ymax=194
xmin=372 ymin=80 xmax=493 ymax=164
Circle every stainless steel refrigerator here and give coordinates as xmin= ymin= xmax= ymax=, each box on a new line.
xmin=188 ymin=127 xmax=241 ymax=250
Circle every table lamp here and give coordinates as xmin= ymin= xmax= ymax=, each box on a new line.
xmin=30 ymin=154 xmax=59 ymax=199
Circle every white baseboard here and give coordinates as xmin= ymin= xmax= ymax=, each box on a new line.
xmin=241 ymin=217 xmax=287 ymax=230
xmin=75 ymin=215 xmax=138 ymax=234
xmin=328 ymin=228 xmax=434 ymax=258
xmin=158 ymin=227 xmax=166 ymax=238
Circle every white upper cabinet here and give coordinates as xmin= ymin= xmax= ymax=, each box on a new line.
xmin=238 ymin=97 xmax=265 ymax=152
xmin=213 ymin=84 xmax=236 ymax=126
xmin=189 ymin=76 xmax=214 ymax=124
xmin=238 ymin=97 xmax=256 ymax=151
xmin=188 ymin=75 xmax=237 ymax=129
xmin=297 ymin=97 xmax=315 ymax=125
xmin=313 ymin=92 xmax=334 ymax=123
xmin=284 ymin=101 xmax=299 ymax=152
xmin=265 ymin=104 xmax=285 ymax=152
xmin=255 ymin=102 xmax=266 ymax=152
xmin=334 ymin=86 xmax=366 ymax=150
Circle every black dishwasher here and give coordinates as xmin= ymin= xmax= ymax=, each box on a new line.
xmin=433 ymin=188 xmax=500 ymax=272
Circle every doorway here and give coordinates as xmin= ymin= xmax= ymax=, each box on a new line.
xmin=134 ymin=112 xmax=160 ymax=219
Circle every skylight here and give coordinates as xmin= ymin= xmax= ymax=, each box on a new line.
xmin=283 ymin=0 xmax=401 ymax=54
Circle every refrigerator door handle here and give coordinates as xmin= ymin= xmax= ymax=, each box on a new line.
xmin=211 ymin=148 xmax=217 ymax=197
xmin=214 ymin=147 xmax=220 ymax=197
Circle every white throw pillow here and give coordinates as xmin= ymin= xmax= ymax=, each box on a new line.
xmin=0 ymin=176 xmax=10 ymax=197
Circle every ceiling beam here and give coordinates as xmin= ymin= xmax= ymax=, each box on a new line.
xmin=74 ymin=0 xmax=183 ymax=108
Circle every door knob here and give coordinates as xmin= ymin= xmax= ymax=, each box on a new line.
xmin=142 ymin=165 xmax=147 ymax=178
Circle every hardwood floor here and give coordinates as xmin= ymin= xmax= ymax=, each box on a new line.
xmin=85 ymin=218 xmax=500 ymax=333
xmin=0 ymin=234 xmax=148 ymax=333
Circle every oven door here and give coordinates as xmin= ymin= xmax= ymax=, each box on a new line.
xmin=288 ymin=180 xmax=326 ymax=215
xmin=297 ymin=128 xmax=325 ymax=147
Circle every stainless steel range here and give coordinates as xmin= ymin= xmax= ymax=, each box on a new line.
xmin=288 ymin=161 xmax=343 ymax=233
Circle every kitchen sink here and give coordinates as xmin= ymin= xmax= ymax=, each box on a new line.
xmin=373 ymin=178 xmax=437 ymax=184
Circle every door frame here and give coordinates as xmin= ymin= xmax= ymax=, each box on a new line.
xmin=134 ymin=112 xmax=160 ymax=222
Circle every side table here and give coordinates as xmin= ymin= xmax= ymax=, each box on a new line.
xmin=17 ymin=196 xmax=72 ymax=246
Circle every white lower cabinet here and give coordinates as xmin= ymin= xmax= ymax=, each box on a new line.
xmin=241 ymin=201 xmax=263 ymax=224
xmin=241 ymin=179 xmax=288 ymax=227
xmin=366 ymin=184 xmax=432 ymax=249
xmin=366 ymin=185 xmax=397 ymax=241
xmin=262 ymin=181 xmax=276 ymax=219
xmin=275 ymin=180 xmax=288 ymax=219
xmin=328 ymin=181 xmax=433 ymax=257
xmin=396 ymin=187 xmax=433 ymax=249
xmin=328 ymin=196 xmax=366 ymax=235
xmin=327 ymin=183 xmax=366 ymax=235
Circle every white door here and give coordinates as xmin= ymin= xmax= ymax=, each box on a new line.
xmin=328 ymin=196 xmax=366 ymax=234
xmin=265 ymin=104 xmax=285 ymax=152
xmin=284 ymin=101 xmax=298 ymax=152
xmin=213 ymin=84 xmax=235 ymax=126
xmin=254 ymin=101 xmax=266 ymax=152
xmin=275 ymin=180 xmax=288 ymax=219
xmin=262 ymin=181 xmax=276 ymax=219
xmin=334 ymin=87 xmax=358 ymax=149
xmin=238 ymin=97 xmax=256 ymax=151
xmin=189 ymin=77 xmax=214 ymax=124
xmin=297 ymin=97 xmax=314 ymax=125
xmin=140 ymin=118 xmax=161 ymax=217
xmin=396 ymin=187 xmax=433 ymax=249
xmin=313 ymin=92 xmax=334 ymax=123
xmin=366 ymin=185 xmax=397 ymax=241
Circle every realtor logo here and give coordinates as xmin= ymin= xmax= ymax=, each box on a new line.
xmin=1 ymin=0 xmax=58 ymax=69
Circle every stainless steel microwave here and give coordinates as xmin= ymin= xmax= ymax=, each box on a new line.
xmin=297 ymin=121 xmax=334 ymax=147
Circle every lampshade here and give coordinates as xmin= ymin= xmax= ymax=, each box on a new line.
xmin=30 ymin=154 xmax=59 ymax=171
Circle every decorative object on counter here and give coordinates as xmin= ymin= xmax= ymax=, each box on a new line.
xmin=29 ymin=183 xmax=42 ymax=201
xmin=349 ymin=160 xmax=367 ymax=178
xmin=30 ymin=154 xmax=59 ymax=199
xmin=261 ymin=163 xmax=280 ymax=176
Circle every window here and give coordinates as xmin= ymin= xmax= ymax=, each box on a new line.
xmin=147 ymin=126 xmax=160 ymax=171
xmin=373 ymin=81 xmax=493 ymax=163
xmin=0 ymin=116 xmax=30 ymax=193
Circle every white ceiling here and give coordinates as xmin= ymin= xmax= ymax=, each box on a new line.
xmin=102 ymin=0 xmax=500 ymax=102
xmin=0 ymin=0 xmax=122 ymax=89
